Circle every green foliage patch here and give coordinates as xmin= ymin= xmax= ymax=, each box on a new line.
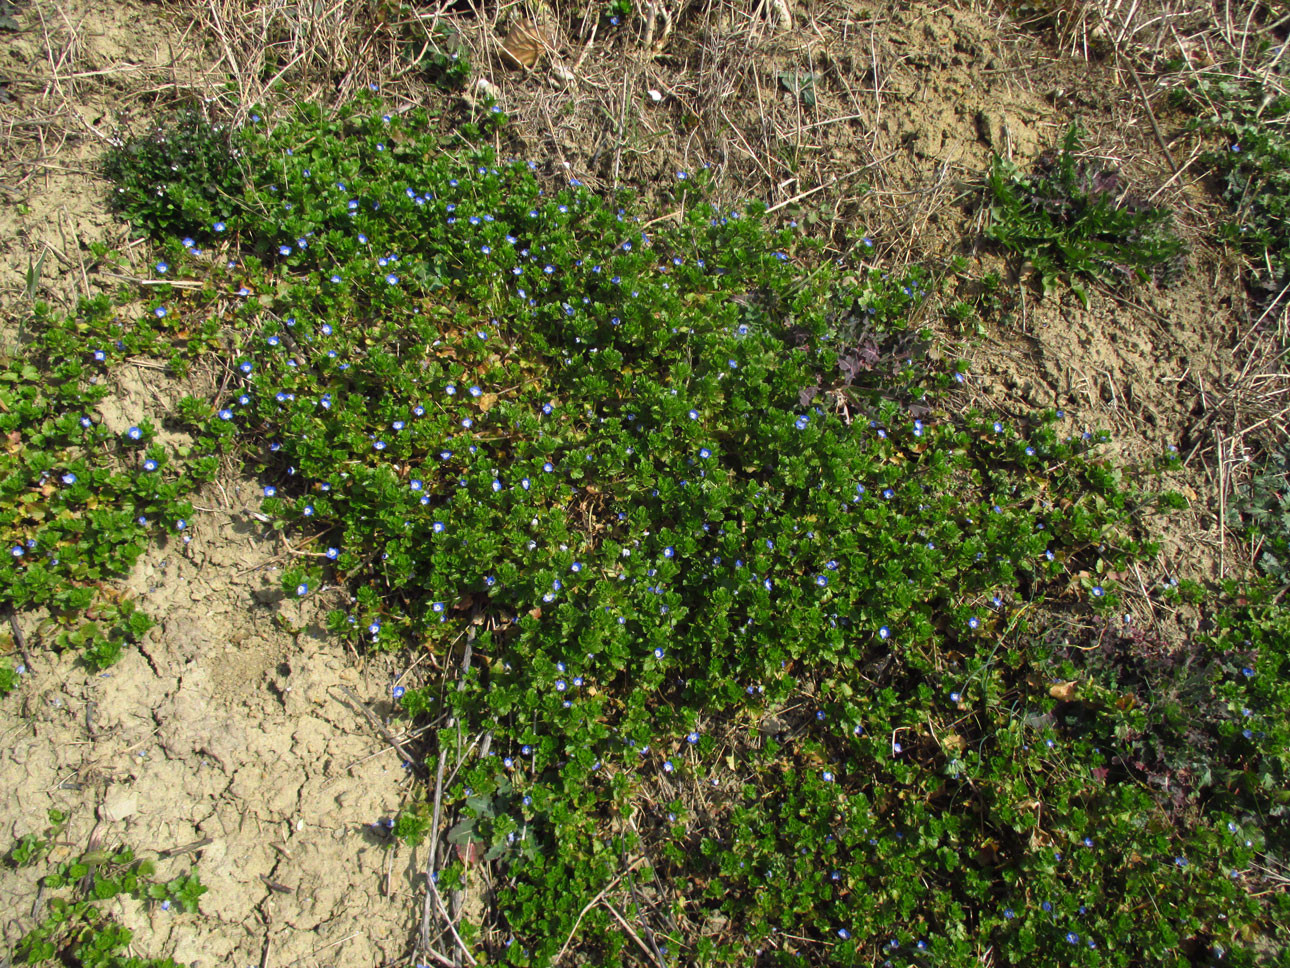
xmin=985 ymin=125 xmax=1185 ymax=306
xmin=0 ymin=294 xmax=214 ymax=670
xmin=1187 ymin=63 xmax=1290 ymax=295
xmin=80 ymin=96 xmax=1289 ymax=965
xmin=6 ymin=810 xmax=206 ymax=967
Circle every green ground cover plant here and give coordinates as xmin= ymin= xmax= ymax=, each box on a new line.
xmin=5 ymin=810 xmax=206 ymax=967
xmin=1232 ymin=442 xmax=1290 ymax=584
xmin=984 ymin=125 xmax=1185 ymax=306
xmin=0 ymin=295 xmax=215 ymax=668
xmin=5 ymin=93 xmax=1281 ymax=965
xmin=1185 ymin=61 xmax=1290 ymax=296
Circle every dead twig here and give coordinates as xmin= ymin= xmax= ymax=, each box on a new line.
xmin=335 ymin=685 xmax=424 ymax=777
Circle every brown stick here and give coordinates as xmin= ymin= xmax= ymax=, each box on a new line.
xmin=335 ymin=686 xmax=423 ymax=776
xmin=7 ymin=608 xmax=34 ymax=675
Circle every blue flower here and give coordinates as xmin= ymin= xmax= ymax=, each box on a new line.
xmin=213 ymin=221 xmax=226 ymax=232
xmin=296 ymin=583 xmax=309 ymax=596
xmin=815 ymin=575 xmax=828 ymax=587
xmin=878 ymin=626 xmax=890 ymax=640
xmin=61 ymin=472 xmax=77 ymax=485
xmin=264 ymin=485 xmax=276 ymax=497
xmin=433 ymin=521 xmax=445 ymax=533
xmin=327 ymin=547 xmax=339 ymax=559
xmin=386 ymin=273 xmax=399 ymax=285
xmin=154 ymin=306 xmax=168 ymax=318
xmin=967 ymin=616 xmax=980 ymax=630
xmin=218 ymin=409 xmax=234 ymax=420
xmin=142 ymin=459 xmax=158 ymax=471
xmin=653 ymin=647 xmax=665 ymax=659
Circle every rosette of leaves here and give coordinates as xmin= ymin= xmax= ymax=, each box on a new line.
xmin=985 ymin=125 xmax=1185 ymax=305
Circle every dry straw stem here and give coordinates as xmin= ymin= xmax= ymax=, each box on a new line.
xmin=0 ymin=0 xmax=213 ymax=182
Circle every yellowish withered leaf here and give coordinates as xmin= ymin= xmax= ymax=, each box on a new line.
xmin=1048 ymin=680 xmax=1078 ymax=701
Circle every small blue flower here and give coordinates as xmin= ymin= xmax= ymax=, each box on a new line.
xmin=815 ymin=575 xmax=829 ymax=587
xmin=142 ymin=459 xmax=158 ymax=471
xmin=878 ymin=626 xmax=890 ymax=640
xmin=967 ymin=616 xmax=980 ymax=630
xmin=218 ymin=409 xmax=234 ymax=420
xmin=653 ymin=647 xmax=665 ymax=659
xmin=154 ymin=306 xmax=168 ymax=318
xmin=386 ymin=273 xmax=399 ymax=285
xmin=264 ymin=485 xmax=276 ymax=497
xmin=213 ymin=221 xmax=226 ymax=232
xmin=296 ymin=583 xmax=308 ymax=596
xmin=62 ymin=472 xmax=77 ymax=485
